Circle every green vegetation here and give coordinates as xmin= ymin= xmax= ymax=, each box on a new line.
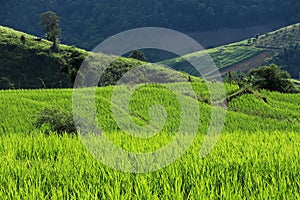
xmin=160 ymin=44 xmax=264 ymax=76
xmin=162 ymin=23 xmax=300 ymax=77
xmin=271 ymin=44 xmax=300 ymax=78
xmin=255 ymin=23 xmax=300 ymax=49
xmin=2 ymin=0 xmax=300 ymax=49
xmin=0 ymin=25 xmax=85 ymax=88
xmin=292 ymin=79 xmax=300 ymax=87
xmin=35 ymin=107 xmax=76 ymax=135
xmin=223 ymin=71 xmax=246 ymax=87
xmin=2 ymin=22 xmax=300 ymax=89
xmin=128 ymin=50 xmax=148 ymax=62
xmin=0 ymin=25 xmax=187 ymax=89
xmin=40 ymin=11 xmax=61 ymax=50
xmin=228 ymin=91 xmax=300 ymax=123
xmin=1 ymin=2 xmax=300 ymax=199
xmin=247 ymin=64 xmax=298 ymax=93
xmin=0 ymin=131 xmax=299 ymax=199
xmin=0 ymin=81 xmax=300 ymax=198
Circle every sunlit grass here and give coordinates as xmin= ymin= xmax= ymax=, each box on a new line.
xmin=0 ymin=82 xmax=300 ymax=198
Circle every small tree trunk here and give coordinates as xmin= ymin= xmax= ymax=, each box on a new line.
xmin=52 ymin=39 xmax=59 ymax=52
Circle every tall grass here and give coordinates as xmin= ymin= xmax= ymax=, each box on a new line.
xmin=0 ymin=132 xmax=299 ymax=199
xmin=0 ymin=82 xmax=300 ymax=199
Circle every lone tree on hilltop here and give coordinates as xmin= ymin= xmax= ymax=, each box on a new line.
xmin=40 ymin=11 xmax=61 ymax=50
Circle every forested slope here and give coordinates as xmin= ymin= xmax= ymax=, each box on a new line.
xmin=1 ymin=0 xmax=300 ymax=49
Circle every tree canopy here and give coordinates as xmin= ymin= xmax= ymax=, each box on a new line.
xmin=247 ymin=64 xmax=298 ymax=93
xmin=40 ymin=11 xmax=61 ymax=49
xmin=1 ymin=0 xmax=300 ymax=49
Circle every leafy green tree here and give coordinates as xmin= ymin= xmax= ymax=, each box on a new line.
xmin=129 ymin=50 xmax=148 ymax=62
xmin=40 ymin=11 xmax=61 ymax=49
xmin=247 ymin=64 xmax=298 ymax=93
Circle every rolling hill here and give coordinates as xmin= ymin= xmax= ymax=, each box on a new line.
xmin=2 ymin=22 xmax=300 ymax=89
xmin=0 ymin=25 xmax=87 ymax=88
xmin=161 ymin=23 xmax=300 ymax=78
xmin=0 ymin=25 xmax=188 ymax=89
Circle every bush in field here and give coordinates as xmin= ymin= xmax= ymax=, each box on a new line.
xmin=35 ymin=107 xmax=77 ymax=135
xmin=247 ymin=64 xmax=299 ymax=93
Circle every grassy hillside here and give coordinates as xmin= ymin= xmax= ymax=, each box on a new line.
xmin=0 ymin=25 xmax=87 ymax=88
xmin=0 ymin=25 xmax=189 ymax=89
xmin=161 ymin=45 xmax=264 ymax=76
xmin=3 ymin=23 xmax=299 ymax=89
xmin=255 ymin=23 xmax=300 ymax=49
xmin=0 ymin=82 xmax=300 ymax=198
xmin=161 ymin=23 xmax=300 ymax=77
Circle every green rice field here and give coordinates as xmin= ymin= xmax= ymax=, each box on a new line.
xmin=0 ymin=82 xmax=299 ymax=199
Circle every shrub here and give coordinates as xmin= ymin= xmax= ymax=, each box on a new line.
xmin=247 ymin=64 xmax=299 ymax=93
xmin=35 ymin=107 xmax=77 ymax=135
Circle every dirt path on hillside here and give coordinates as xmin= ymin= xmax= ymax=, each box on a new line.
xmin=208 ymin=50 xmax=278 ymax=78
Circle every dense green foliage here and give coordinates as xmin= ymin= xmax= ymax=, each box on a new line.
xmin=223 ymin=71 xmax=247 ymax=87
xmin=1 ymin=2 xmax=300 ymax=198
xmin=254 ymin=23 xmax=300 ymax=78
xmin=1 ymin=0 xmax=300 ymax=49
xmin=248 ymin=64 xmax=298 ymax=93
xmin=0 ymin=82 xmax=300 ymax=198
xmin=35 ymin=107 xmax=76 ymax=135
